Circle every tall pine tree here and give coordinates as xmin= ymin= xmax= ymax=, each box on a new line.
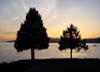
xmin=14 ymin=8 xmax=49 ymax=60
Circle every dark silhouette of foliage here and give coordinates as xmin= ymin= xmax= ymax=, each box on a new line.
xmin=59 ymin=24 xmax=88 ymax=58
xmin=14 ymin=8 xmax=49 ymax=59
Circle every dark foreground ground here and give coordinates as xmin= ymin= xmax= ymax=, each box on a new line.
xmin=0 ymin=58 xmax=100 ymax=72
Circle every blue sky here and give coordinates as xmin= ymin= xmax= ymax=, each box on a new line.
xmin=0 ymin=0 xmax=100 ymax=41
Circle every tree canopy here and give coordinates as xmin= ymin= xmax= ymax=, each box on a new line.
xmin=59 ymin=24 xmax=88 ymax=51
xmin=14 ymin=8 xmax=49 ymax=52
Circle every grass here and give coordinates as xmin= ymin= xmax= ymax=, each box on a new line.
xmin=0 ymin=58 xmax=100 ymax=72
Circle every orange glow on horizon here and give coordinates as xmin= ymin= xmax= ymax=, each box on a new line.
xmin=0 ymin=32 xmax=99 ymax=42
xmin=0 ymin=34 xmax=16 ymax=42
xmin=48 ymin=32 xmax=99 ymax=39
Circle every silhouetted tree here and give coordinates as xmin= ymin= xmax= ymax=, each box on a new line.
xmin=14 ymin=8 xmax=49 ymax=60
xmin=59 ymin=24 xmax=88 ymax=58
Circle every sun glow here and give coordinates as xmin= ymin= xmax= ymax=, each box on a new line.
xmin=0 ymin=34 xmax=16 ymax=42
xmin=0 ymin=0 xmax=100 ymax=41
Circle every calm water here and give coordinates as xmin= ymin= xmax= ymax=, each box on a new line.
xmin=0 ymin=42 xmax=100 ymax=63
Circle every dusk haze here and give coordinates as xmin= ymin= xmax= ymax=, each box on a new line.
xmin=0 ymin=0 xmax=100 ymax=42
xmin=0 ymin=0 xmax=100 ymax=72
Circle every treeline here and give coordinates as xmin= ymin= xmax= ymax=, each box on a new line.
xmin=49 ymin=37 xmax=100 ymax=43
xmin=7 ymin=37 xmax=100 ymax=43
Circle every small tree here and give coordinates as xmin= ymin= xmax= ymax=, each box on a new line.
xmin=14 ymin=8 xmax=49 ymax=60
xmin=59 ymin=24 xmax=88 ymax=58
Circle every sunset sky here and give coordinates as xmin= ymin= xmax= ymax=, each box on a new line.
xmin=0 ymin=0 xmax=100 ymax=41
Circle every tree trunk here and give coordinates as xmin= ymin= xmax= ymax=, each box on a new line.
xmin=31 ymin=48 xmax=35 ymax=60
xmin=70 ymin=48 xmax=72 ymax=59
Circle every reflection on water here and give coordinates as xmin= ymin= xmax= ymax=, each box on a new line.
xmin=0 ymin=42 xmax=100 ymax=63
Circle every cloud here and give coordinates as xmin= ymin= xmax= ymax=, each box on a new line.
xmin=0 ymin=0 xmax=58 ymax=37
xmin=0 ymin=0 xmax=58 ymax=24
xmin=24 ymin=0 xmax=58 ymax=25
xmin=0 ymin=0 xmax=100 ymax=39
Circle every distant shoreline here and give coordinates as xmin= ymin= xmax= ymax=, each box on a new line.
xmin=5 ymin=41 xmax=100 ymax=43
xmin=6 ymin=37 xmax=100 ymax=43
